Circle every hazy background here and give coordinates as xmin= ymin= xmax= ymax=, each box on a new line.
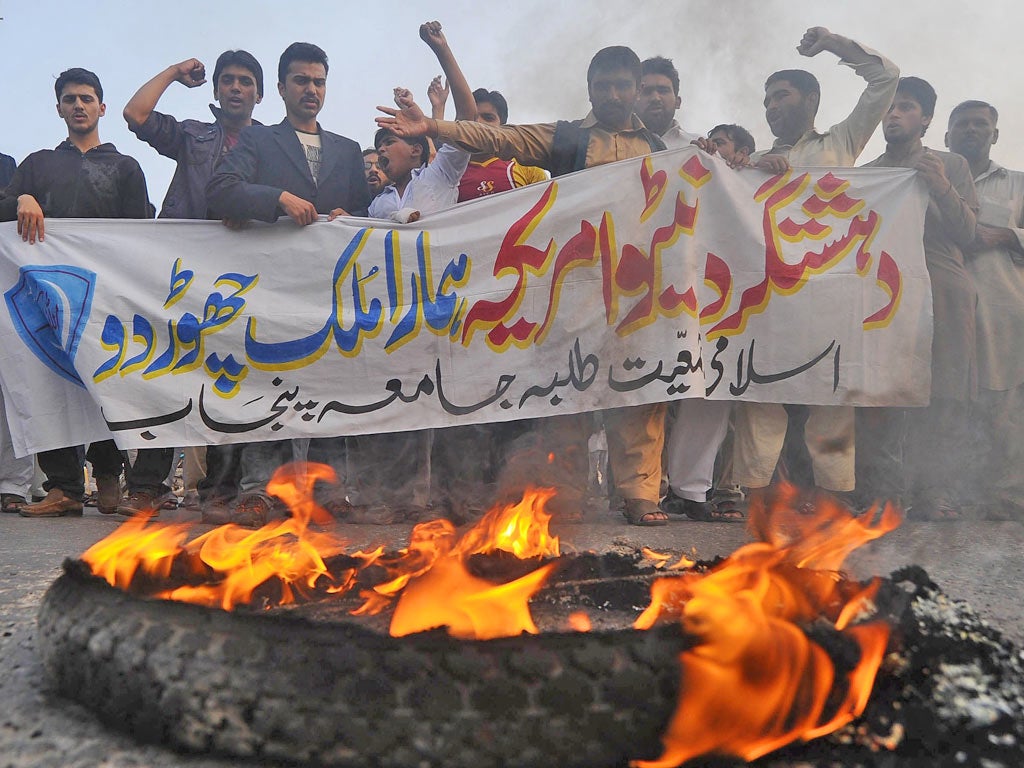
xmin=2 ymin=0 xmax=1021 ymax=205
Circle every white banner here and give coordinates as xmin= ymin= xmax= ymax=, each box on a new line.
xmin=0 ymin=147 xmax=931 ymax=455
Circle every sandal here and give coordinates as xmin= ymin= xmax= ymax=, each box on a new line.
xmin=1 ymin=494 xmax=27 ymax=514
xmin=623 ymin=498 xmax=669 ymax=527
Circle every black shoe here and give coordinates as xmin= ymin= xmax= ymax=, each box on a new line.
xmin=660 ymin=489 xmax=713 ymax=521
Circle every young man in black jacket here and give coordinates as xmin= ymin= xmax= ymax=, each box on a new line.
xmin=1 ymin=68 xmax=155 ymax=518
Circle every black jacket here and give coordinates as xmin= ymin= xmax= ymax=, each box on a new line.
xmin=205 ymin=118 xmax=370 ymax=221
xmin=0 ymin=141 xmax=151 ymax=221
xmin=130 ymin=104 xmax=260 ymax=219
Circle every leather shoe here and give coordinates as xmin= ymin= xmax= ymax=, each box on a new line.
xmin=118 ymin=490 xmax=176 ymax=518
xmin=95 ymin=475 xmax=123 ymax=515
xmin=19 ymin=489 xmax=83 ymax=517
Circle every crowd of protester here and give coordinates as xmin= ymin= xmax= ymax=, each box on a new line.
xmin=0 ymin=21 xmax=1021 ymax=528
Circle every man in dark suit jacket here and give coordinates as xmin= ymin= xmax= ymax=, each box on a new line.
xmin=203 ymin=42 xmax=370 ymax=527
xmin=206 ymin=41 xmax=370 ymax=224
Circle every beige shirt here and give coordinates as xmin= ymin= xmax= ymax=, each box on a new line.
xmin=969 ymin=161 xmax=1024 ymax=390
xmin=754 ymin=41 xmax=899 ymax=167
xmin=864 ymin=145 xmax=979 ymax=400
xmin=434 ymin=111 xmax=658 ymax=170
xmin=659 ymin=119 xmax=701 ymax=150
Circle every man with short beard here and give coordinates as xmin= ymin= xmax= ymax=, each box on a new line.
xmin=637 ymin=56 xmax=699 ymax=147
xmin=862 ymin=77 xmax=979 ymax=520
xmin=376 ymin=45 xmax=671 ymax=526
xmin=945 ymin=100 xmax=1024 ymax=521
xmin=733 ymin=27 xmax=898 ymax=510
xmin=363 ymin=148 xmax=387 ymax=196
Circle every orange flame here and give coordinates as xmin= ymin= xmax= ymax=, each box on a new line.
xmin=83 ymin=462 xmax=354 ymax=610
xmin=356 ymin=487 xmax=561 ymax=638
xmin=568 ymin=611 xmax=592 ymax=632
xmin=631 ymin=486 xmax=900 ymax=767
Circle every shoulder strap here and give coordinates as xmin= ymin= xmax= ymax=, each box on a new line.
xmin=550 ymin=120 xmax=590 ymax=177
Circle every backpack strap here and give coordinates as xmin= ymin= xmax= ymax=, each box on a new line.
xmin=550 ymin=120 xmax=591 ymax=178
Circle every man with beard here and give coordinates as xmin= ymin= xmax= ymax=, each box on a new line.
xmin=945 ymin=100 xmax=1024 ymax=521
xmin=732 ymin=27 xmax=899 ymax=509
xmin=376 ymin=45 xmax=671 ymax=526
xmin=363 ymin=147 xmax=388 ymax=196
xmin=862 ymin=77 xmax=978 ymax=519
xmin=122 ymin=50 xmax=265 ymax=516
xmin=637 ymin=56 xmax=700 ymax=147
xmin=205 ymin=42 xmax=370 ymax=526
xmin=0 ymin=68 xmax=152 ymax=518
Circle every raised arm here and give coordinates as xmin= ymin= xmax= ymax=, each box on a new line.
xmin=419 ymin=21 xmax=477 ymax=122
xmin=123 ymin=59 xmax=206 ymax=128
xmin=799 ymin=28 xmax=899 ymax=162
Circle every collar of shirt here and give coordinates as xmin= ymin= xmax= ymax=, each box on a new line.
xmin=579 ymin=110 xmax=647 ymax=134
xmin=770 ymin=127 xmax=824 ymax=153
xmin=975 ymin=159 xmax=1008 ymax=184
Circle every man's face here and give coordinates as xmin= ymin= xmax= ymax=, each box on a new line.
xmin=278 ymin=61 xmax=326 ymax=124
xmin=364 ymin=151 xmax=386 ymax=194
xmin=637 ymin=73 xmax=680 ymax=135
xmin=376 ymin=134 xmax=421 ymax=182
xmin=709 ymin=129 xmax=742 ymax=164
xmin=588 ymin=67 xmax=638 ymax=131
xmin=475 ymin=101 xmax=502 ymax=126
xmin=215 ymin=65 xmax=261 ymax=121
xmin=883 ymin=92 xmax=930 ymax=144
xmin=764 ymin=79 xmax=815 ymax=140
xmin=57 ymin=84 xmax=104 ymax=136
xmin=946 ymin=106 xmax=997 ymax=162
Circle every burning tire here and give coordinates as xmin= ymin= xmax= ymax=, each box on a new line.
xmin=37 ymin=559 xmax=684 ymax=768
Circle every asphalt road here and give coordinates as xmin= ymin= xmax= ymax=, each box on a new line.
xmin=1 ymin=505 xmax=1021 ymax=767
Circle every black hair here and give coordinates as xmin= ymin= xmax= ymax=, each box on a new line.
xmin=896 ymin=76 xmax=937 ymax=124
xmin=641 ymin=56 xmax=680 ymax=96
xmin=948 ymin=99 xmax=998 ymax=127
xmin=373 ymin=127 xmax=430 ymax=167
xmin=362 ymin=147 xmax=378 ymax=157
xmin=213 ymin=50 xmax=264 ymax=97
xmin=278 ymin=42 xmax=328 ymax=85
xmin=765 ymin=69 xmax=820 ymax=98
xmin=472 ymin=88 xmax=509 ymax=124
xmin=708 ymin=123 xmax=756 ymax=154
xmin=587 ymin=46 xmax=642 ymax=86
xmin=55 ymin=68 xmax=103 ymax=102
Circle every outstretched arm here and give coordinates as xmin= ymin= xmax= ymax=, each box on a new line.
xmin=420 ymin=21 xmax=477 ymax=121
xmin=427 ymin=75 xmax=450 ymax=121
xmin=123 ymin=59 xmax=206 ymax=128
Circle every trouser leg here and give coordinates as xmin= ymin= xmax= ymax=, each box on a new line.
xmin=731 ymin=402 xmax=788 ymax=488
xmin=126 ymin=447 xmax=175 ymax=495
xmin=604 ymin=402 xmax=666 ymax=503
xmin=665 ymin=399 xmax=731 ymax=501
xmin=805 ymin=404 xmax=856 ymax=492
xmin=85 ymin=440 xmax=125 ymax=480
xmin=238 ymin=440 xmax=291 ymax=494
xmin=0 ymin=389 xmax=33 ymax=497
xmin=39 ymin=447 xmax=87 ymax=498
xmin=199 ymin=444 xmax=241 ymax=501
xmin=183 ymin=446 xmax=207 ymax=491
xmin=855 ymin=407 xmax=907 ymax=504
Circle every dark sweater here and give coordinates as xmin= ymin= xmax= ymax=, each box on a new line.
xmin=0 ymin=140 xmax=151 ymax=221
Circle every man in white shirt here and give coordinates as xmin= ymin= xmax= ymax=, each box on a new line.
xmin=945 ymin=100 xmax=1024 ymax=521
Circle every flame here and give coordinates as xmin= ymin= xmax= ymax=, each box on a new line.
xmin=568 ymin=611 xmax=592 ymax=632
xmin=631 ymin=486 xmax=900 ymax=767
xmin=358 ymin=487 xmax=561 ymax=638
xmin=83 ymin=462 xmax=354 ymax=610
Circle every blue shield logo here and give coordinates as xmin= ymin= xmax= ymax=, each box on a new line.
xmin=5 ymin=265 xmax=96 ymax=387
